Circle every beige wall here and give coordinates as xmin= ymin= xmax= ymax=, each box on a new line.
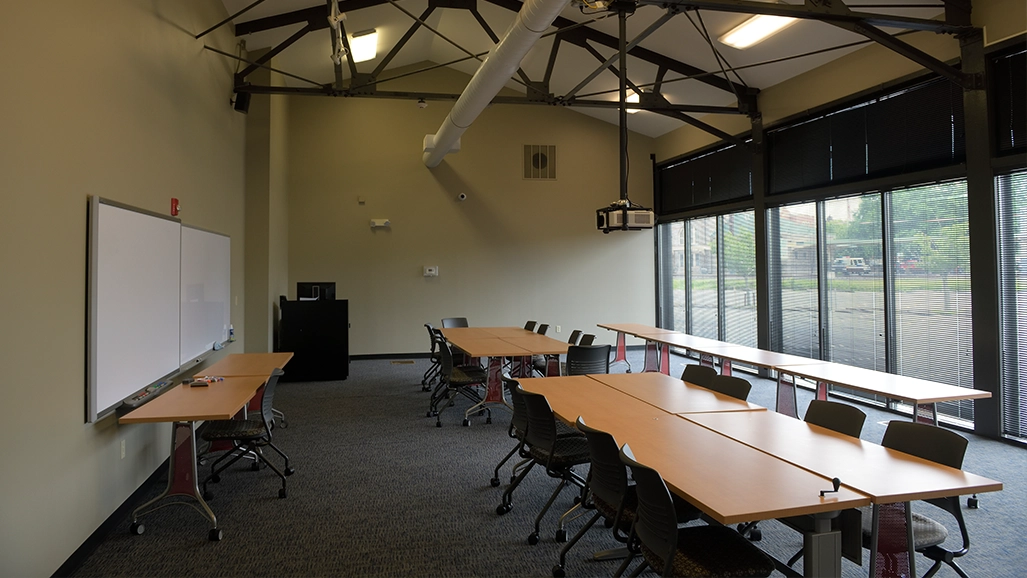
xmin=654 ymin=0 xmax=1027 ymax=162
xmin=286 ymin=65 xmax=658 ymax=355
xmin=0 ymin=2 xmax=245 ymax=575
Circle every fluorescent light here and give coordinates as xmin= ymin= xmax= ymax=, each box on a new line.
xmin=350 ymin=29 xmax=377 ymax=63
xmin=719 ymin=14 xmax=797 ymax=49
xmin=626 ymin=91 xmax=640 ymax=114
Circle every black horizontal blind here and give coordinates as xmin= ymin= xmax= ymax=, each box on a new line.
xmin=658 ymin=144 xmax=751 ymax=214
xmin=998 ymin=170 xmax=1027 ymax=441
xmin=993 ymin=49 xmax=1027 ymax=155
xmin=768 ymin=78 xmax=965 ymax=194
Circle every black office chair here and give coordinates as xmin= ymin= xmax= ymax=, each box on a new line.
xmin=567 ymin=329 xmax=582 ymax=345
xmin=201 ymin=369 xmax=295 ymax=500
xmin=553 ymin=417 xmax=703 ymax=578
xmin=441 ymin=317 xmax=469 ymax=328
xmin=432 ymin=338 xmax=490 ymax=427
xmin=421 ymin=323 xmax=442 ymax=392
xmin=524 ymin=320 xmax=538 ymax=331
xmin=578 ymin=334 xmax=596 ymax=346
xmin=781 ymin=400 xmax=868 ymax=568
xmin=619 ymin=444 xmax=774 ymax=577
xmin=705 ymin=374 xmax=752 ymax=401
xmin=863 ymin=421 xmax=972 ymax=578
xmin=537 ymin=323 xmax=550 ymax=336
xmin=681 ymin=364 xmax=717 ymax=388
xmin=516 ymin=386 xmax=590 ymax=546
xmin=565 ymin=344 xmax=612 ymax=376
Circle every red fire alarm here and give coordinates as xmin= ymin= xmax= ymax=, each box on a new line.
xmin=171 ymin=198 xmax=180 ymax=216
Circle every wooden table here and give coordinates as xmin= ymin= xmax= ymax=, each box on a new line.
xmin=597 ymin=322 xmax=680 ymax=372
xmin=588 ymin=372 xmax=765 ymax=414
xmin=518 ymin=374 xmax=870 ymax=577
xmin=684 ymin=410 xmax=1002 ymax=577
xmin=194 ymin=352 xmax=294 ymax=378
xmin=775 ymin=361 xmax=992 ymax=424
xmin=119 ymin=375 xmax=268 ymax=540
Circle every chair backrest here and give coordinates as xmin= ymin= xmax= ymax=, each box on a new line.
xmin=577 ymin=417 xmax=630 ymax=517
xmin=505 ymin=377 xmax=529 ymax=437
xmin=619 ymin=443 xmax=680 ymax=577
xmin=881 ymin=421 xmax=967 ymax=470
xmin=566 ymin=344 xmax=612 ymax=375
xmin=681 ymin=364 xmax=717 ymax=388
xmin=424 ymin=323 xmax=439 ymax=354
xmin=260 ymin=368 xmax=285 ymax=435
xmin=523 ymin=320 xmax=537 ymax=331
xmin=436 ymin=335 xmax=457 ymax=377
xmin=519 ymin=385 xmax=560 ymax=457
xmin=441 ymin=317 xmax=469 ymax=328
xmin=706 ymin=374 xmax=752 ymax=401
xmin=578 ymin=334 xmax=596 ymax=346
xmin=804 ymin=400 xmax=866 ymax=438
xmin=536 ymin=323 xmax=549 ymax=336
xmin=567 ymin=329 xmax=582 ymax=345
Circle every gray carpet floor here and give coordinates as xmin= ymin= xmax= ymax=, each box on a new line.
xmin=71 ymin=351 xmax=1027 ymax=577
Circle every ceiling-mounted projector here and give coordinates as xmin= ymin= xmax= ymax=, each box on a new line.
xmin=597 ymin=199 xmax=654 ymax=233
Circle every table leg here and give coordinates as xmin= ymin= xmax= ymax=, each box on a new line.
xmin=485 ymin=356 xmax=505 ymax=402
xmin=699 ymin=352 xmax=715 ymax=369
xmin=131 ymin=421 xmax=217 ymax=534
xmin=774 ymin=374 xmax=799 ymax=418
xmin=914 ymin=403 xmax=938 ymax=425
xmin=658 ymin=343 xmax=670 ymax=375
xmin=546 ymin=355 xmax=560 ymax=377
xmin=611 ymin=331 xmax=631 ymax=372
xmin=803 ymin=514 xmax=842 ymax=578
xmin=816 ymin=381 xmax=829 ymax=401
xmin=642 ymin=340 xmax=660 ymax=373
xmin=721 ymin=359 xmax=733 ymax=376
xmin=868 ymin=503 xmax=915 ymax=578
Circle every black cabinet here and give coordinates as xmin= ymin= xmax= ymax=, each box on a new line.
xmin=276 ymin=297 xmax=349 ymax=381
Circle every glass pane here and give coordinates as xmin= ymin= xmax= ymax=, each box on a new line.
xmin=998 ymin=170 xmax=1027 ymax=441
xmin=825 ymin=195 xmax=885 ymax=370
xmin=688 ymin=217 xmax=719 ymax=339
xmin=660 ymin=222 xmax=687 ymax=332
xmin=722 ymin=211 xmax=757 ymax=347
xmin=770 ymin=203 xmax=820 ymax=357
xmin=891 ymin=181 xmax=974 ymax=421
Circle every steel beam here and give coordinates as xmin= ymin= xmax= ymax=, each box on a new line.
xmin=372 ymin=6 xmax=436 ymax=78
xmin=236 ymin=22 xmax=315 ymax=82
xmin=234 ymin=0 xmax=389 ymax=35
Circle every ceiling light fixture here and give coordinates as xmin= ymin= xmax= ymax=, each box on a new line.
xmin=350 ymin=29 xmax=378 ymax=63
xmin=719 ymin=14 xmax=797 ymax=49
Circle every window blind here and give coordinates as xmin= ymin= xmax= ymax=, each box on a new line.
xmin=721 ymin=211 xmax=757 ymax=347
xmin=998 ymin=170 xmax=1027 ymax=441
xmin=688 ymin=217 xmax=719 ymax=339
xmin=657 ymin=144 xmax=751 ymax=214
xmin=768 ymin=203 xmax=821 ymax=358
xmin=993 ymin=48 xmax=1026 ymax=155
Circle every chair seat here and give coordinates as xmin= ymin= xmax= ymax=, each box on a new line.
xmin=202 ymin=419 xmax=265 ymax=442
xmin=452 ymin=366 xmax=487 ymax=384
xmin=529 ymin=434 xmax=589 ymax=467
xmin=860 ymin=506 xmax=948 ymax=550
xmin=640 ymin=525 xmax=775 ymax=577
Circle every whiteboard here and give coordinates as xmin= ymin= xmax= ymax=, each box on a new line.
xmin=88 ymin=198 xmax=181 ymax=422
xmin=180 ymin=226 xmax=231 ymax=365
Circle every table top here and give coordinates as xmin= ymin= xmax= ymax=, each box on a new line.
xmin=518 ymin=375 xmax=870 ymax=524
xmin=597 ymin=323 xmax=680 ymax=337
xmin=482 ymin=327 xmax=539 ymax=338
xmin=119 ymin=375 xmax=268 ymax=424
xmin=440 ymin=327 xmax=497 ymax=340
xmin=774 ymin=362 xmax=992 ymax=404
xmin=194 ymin=352 xmax=293 ymax=378
xmin=588 ymin=372 xmax=765 ymax=414
xmin=683 ymin=410 xmax=1003 ymax=504
xmin=502 ymin=334 xmax=569 ymax=355
xmin=695 ymin=344 xmax=827 ymax=368
xmin=447 ymin=337 xmax=531 ymax=358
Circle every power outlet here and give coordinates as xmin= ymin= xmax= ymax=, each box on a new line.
xmin=556 ymin=325 xmax=561 ymax=333
xmin=121 ymin=439 xmax=126 ymax=460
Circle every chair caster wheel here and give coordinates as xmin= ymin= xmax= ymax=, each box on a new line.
xmin=552 ymin=565 xmax=566 ymax=578
xmin=436 ymin=421 xmax=442 ymax=428
xmin=251 ymin=461 xmax=261 ymax=471
xmin=426 ymin=411 xmax=433 ymax=418
xmin=285 ymin=467 xmax=295 ymax=476
xmin=496 ymin=504 xmax=512 ymax=515
xmin=203 ymin=490 xmax=214 ymax=501
xmin=527 ymin=532 xmax=540 ymax=545
xmin=573 ymin=495 xmax=581 ymax=505
xmin=211 ymin=474 xmax=221 ymax=484
xmin=278 ymin=488 xmax=287 ymax=499
xmin=748 ymin=528 xmax=762 ymax=541
xmin=604 ymin=518 xmax=615 ymax=528
xmin=208 ymin=528 xmax=223 ymax=541
xmin=486 ymin=417 xmax=492 ymax=424
xmin=626 ymin=369 xmax=632 ymax=373
xmin=555 ymin=529 xmax=567 ymax=542
xmin=129 ymin=522 xmax=145 ymax=536
xmin=490 ymin=478 xmax=501 ymax=487
xmin=967 ymin=496 xmax=979 ymax=508
xmin=462 ymin=419 xmax=470 ymax=427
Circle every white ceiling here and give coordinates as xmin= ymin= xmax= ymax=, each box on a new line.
xmin=220 ymin=0 xmax=944 ymax=137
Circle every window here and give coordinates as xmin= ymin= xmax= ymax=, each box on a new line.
xmin=688 ymin=217 xmax=719 ymax=339
xmin=722 ymin=212 xmax=757 ymax=347
xmin=769 ymin=203 xmax=820 ymax=358
xmin=998 ymin=170 xmax=1027 ymax=441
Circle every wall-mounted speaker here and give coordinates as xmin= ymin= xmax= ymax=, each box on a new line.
xmin=232 ymin=91 xmax=251 ymax=114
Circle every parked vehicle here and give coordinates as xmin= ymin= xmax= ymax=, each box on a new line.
xmin=832 ymin=256 xmax=870 ymax=275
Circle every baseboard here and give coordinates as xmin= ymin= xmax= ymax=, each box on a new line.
xmin=52 ymin=460 xmax=168 ymax=578
xmin=351 ymin=352 xmax=431 ymax=361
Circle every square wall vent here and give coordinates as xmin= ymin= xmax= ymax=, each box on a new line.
xmin=523 ymin=145 xmax=557 ymax=180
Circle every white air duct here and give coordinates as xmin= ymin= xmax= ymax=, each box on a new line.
xmin=422 ymin=0 xmax=570 ymax=167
